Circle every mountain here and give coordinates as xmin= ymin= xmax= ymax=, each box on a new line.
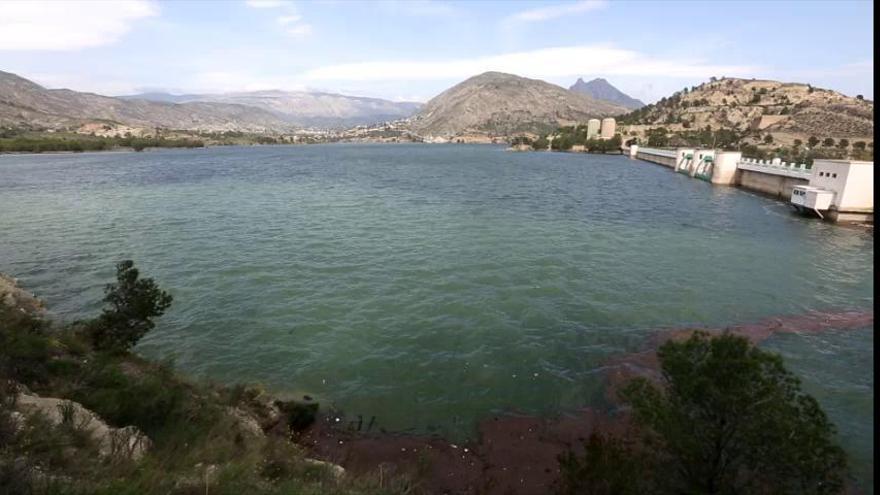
xmin=118 ymin=92 xmax=202 ymax=104
xmin=122 ymin=90 xmax=422 ymax=128
xmin=619 ymin=77 xmax=873 ymax=140
xmin=569 ymin=78 xmax=645 ymax=110
xmin=0 ymin=70 xmax=293 ymax=133
xmin=409 ymin=71 xmax=628 ymax=137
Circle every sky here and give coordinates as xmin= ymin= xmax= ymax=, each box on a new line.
xmin=0 ymin=0 xmax=874 ymax=103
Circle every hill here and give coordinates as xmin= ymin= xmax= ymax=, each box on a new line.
xmin=569 ymin=77 xmax=645 ymax=110
xmin=408 ymin=71 xmax=627 ymax=138
xmin=0 ymin=70 xmax=295 ymax=134
xmin=618 ymin=77 xmax=873 ymax=145
xmin=122 ymin=90 xmax=422 ymax=128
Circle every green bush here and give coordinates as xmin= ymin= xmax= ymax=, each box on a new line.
xmin=531 ymin=136 xmax=549 ymax=150
xmin=0 ymin=305 xmax=54 ymax=386
xmin=86 ymin=260 xmax=172 ymax=352
xmin=623 ymin=332 xmax=846 ymax=494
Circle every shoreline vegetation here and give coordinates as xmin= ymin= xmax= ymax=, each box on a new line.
xmin=0 ymin=261 xmax=864 ymax=494
xmin=0 ymin=125 xmax=872 ymax=165
xmin=0 ymin=135 xmax=206 ymax=154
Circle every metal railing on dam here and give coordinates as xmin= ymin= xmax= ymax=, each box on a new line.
xmin=735 ymin=158 xmax=812 ymax=179
xmin=634 ymin=147 xmax=676 ymax=158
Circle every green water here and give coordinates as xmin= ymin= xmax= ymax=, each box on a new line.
xmin=0 ymin=144 xmax=873 ymax=487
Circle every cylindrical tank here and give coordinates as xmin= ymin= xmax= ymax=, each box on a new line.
xmin=586 ymin=119 xmax=601 ymax=139
xmin=600 ymin=117 xmax=616 ymax=139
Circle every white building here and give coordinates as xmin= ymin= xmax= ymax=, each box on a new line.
xmin=796 ymin=160 xmax=874 ymax=221
xmin=600 ymin=118 xmax=616 ymax=139
xmin=586 ymin=119 xmax=601 ymax=139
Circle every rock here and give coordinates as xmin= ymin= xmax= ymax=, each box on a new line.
xmin=174 ymin=463 xmax=220 ymax=492
xmin=14 ymin=393 xmax=151 ymax=461
xmin=108 ymin=425 xmax=152 ymax=461
xmin=304 ymin=458 xmax=345 ymax=479
xmin=7 ymin=410 xmax=26 ymax=433
xmin=0 ymin=274 xmax=46 ymax=316
xmin=226 ymin=406 xmax=265 ymax=438
xmin=245 ymin=390 xmax=284 ymax=431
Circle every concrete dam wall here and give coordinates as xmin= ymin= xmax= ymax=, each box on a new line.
xmin=627 ymin=145 xmax=872 ymax=223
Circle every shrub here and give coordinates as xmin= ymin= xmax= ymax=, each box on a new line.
xmin=531 ymin=136 xmax=549 ymax=150
xmin=86 ymin=261 xmax=172 ymax=352
xmin=0 ymin=305 xmax=54 ymax=385
xmin=621 ymin=332 xmax=847 ymax=494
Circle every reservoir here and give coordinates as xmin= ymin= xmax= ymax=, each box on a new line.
xmin=0 ymin=144 xmax=873 ymax=488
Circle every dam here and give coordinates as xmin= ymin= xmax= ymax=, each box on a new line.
xmin=628 ymin=145 xmax=874 ymax=223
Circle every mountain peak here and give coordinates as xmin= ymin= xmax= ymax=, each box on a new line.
xmin=569 ymin=77 xmax=645 ymax=110
xmin=411 ymin=71 xmax=627 ymax=137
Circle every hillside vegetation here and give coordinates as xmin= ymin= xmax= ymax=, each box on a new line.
xmin=618 ymin=77 xmax=873 ymax=163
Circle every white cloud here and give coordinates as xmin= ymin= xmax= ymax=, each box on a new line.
xmin=377 ymin=0 xmax=456 ymax=17
xmin=284 ymin=23 xmax=313 ymax=38
xmin=303 ymin=44 xmax=757 ymax=82
xmin=245 ymin=0 xmax=312 ymax=38
xmin=0 ymin=0 xmax=158 ymax=51
xmin=278 ymin=14 xmax=303 ymax=25
xmin=244 ymin=0 xmax=290 ymax=8
xmin=504 ymin=0 xmax=606 ymax=24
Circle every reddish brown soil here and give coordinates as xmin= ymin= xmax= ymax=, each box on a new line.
xmin=302 ymin=309 xmax=873 ymax=494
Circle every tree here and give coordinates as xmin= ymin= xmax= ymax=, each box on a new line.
xmin=551 ymin=134 xmax=574 ymax=151
xmin=531 ymin=136 xmax=549 ymax=151
xmin=823 ymin=138 xmax=835 ymax=148
xmin=620 ymin=332 xmax=846 ymax=495
xmin=646 ymin=128 xmax=669 ymax=147
xmin=808 ymin=136 xmax=820 ymax=148
xmin=87 ymin=260 xmax=173 ymax=352
xmin=853 ymin=141 xmax=866 ymax=151
xmin=837 ymin=139 xmax=849 ymax=149
xmin=856 ymin=95 xmax=864 ymax=100
xmin=764 ymin=134 xmax=774 ymax=144
xmin=793 ymin=139 xmax=803 ymax=148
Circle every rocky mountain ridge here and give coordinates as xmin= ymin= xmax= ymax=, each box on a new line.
xmin=122 ymin=90 xmax=422 ymax=128
xmin=0 ymin=70 xmax=295 ymax=133
xmin=569 ymin=77 xmax=645 ymax=110
xmin=409 ymin=71 xmax=628 ymax=138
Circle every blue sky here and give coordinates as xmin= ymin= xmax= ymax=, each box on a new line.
xmin=0 ymin=0 xmax=873 ymax=103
